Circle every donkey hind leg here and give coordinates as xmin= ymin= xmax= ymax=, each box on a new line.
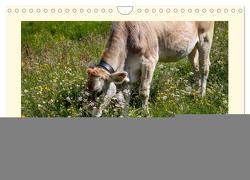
xmin=188 ymin=43 xmax=201 ymax=92
xmin=198 ymin=31 xmax=213 ymax=97
xmin=92 ymin=82 xmax=117 ymax=117
xmin=140 ymin=56 xmax=157 ymax=117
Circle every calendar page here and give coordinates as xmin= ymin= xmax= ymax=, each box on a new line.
xmin=5 ymin=6 xmax=244 ymax=117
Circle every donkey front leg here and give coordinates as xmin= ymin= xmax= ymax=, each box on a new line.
xmin=115 ymin=83 xmax=131 ymax=117
xmin=120 ymin=83 xmax=131 ymax=117
xmin=92 ymin=82 xmax=117 ymax=117
xmin=140 ymin=57 xmax=157 ymax=117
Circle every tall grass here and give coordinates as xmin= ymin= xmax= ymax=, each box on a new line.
xmin=21 ymin=21 xmax=228 ymax=117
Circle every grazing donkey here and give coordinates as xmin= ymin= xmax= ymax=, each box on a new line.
xmin=87 ymin=21 xmax=214 ymax=117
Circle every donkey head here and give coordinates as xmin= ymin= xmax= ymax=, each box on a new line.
xmin=86 ymin=65 xmax=129 ymax=100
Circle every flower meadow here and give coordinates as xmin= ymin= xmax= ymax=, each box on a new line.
xmin=21 ymin=21 xmax=228 ymax=117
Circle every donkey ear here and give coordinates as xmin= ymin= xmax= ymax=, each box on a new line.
xmin=87 ymin=61 xmax=96 ymax=75
xmin=87 ymin=68 xmax=95 ymax=75
xmin=109 ymin=71 xmax=129 ymax=84
xmin=87 ymin=67 xmax=110 ymax=79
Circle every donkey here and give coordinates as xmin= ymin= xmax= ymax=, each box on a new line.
xmin=87 ymin=21 xmax=214 ymax=117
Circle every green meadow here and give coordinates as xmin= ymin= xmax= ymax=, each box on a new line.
xmin=21 ymin=21 xmax=228 ymax=117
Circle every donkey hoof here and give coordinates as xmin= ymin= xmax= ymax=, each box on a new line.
xmin=95 ymin=113 xmax=102 ymax=117
xmin=92 ymin=109 xmax=102 ymax=117
xmin=145 ymin=113 xmax=151 ymax=118
xmin=142 ymin=110 xmax=150 ymax=117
